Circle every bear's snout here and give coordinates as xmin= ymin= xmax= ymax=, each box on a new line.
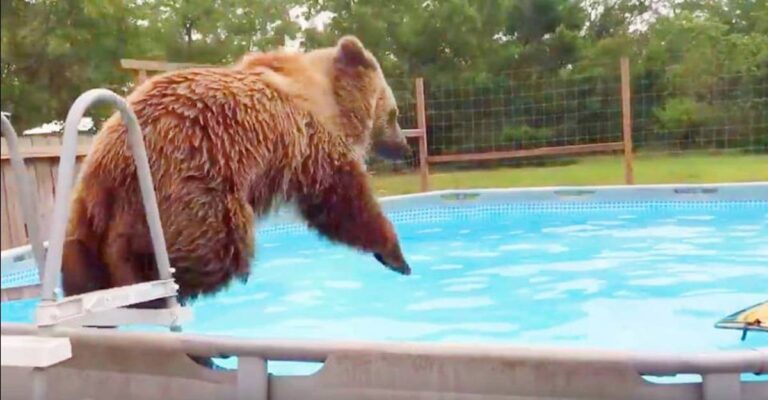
xmin=373 ymin=123 xmax=412 ymax=160
xmin=373 ymin=138 xmax=412 ymax=160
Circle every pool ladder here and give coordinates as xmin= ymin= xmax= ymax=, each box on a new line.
xmin=0 ymin=90 xmax=190 ymax=330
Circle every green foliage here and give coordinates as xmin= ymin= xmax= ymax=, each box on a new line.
xmin=652 ymin=97 xmax=719 ymax=146
xmin=1 ymin=0 xmax=301 ymax=129
xmin=0 ymin=0 xmax=765 ymax=156
xmin=1 ymin=0 xmax=140 ymax=128
xmin=503 ymin=125 xmax=554 ymax=148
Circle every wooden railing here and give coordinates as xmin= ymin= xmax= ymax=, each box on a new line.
xmin=120 ymin=59 xmax=217 ymax=85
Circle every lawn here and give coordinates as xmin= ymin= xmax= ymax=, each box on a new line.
xmin=371 ymin=153 xmax=768 ymax=196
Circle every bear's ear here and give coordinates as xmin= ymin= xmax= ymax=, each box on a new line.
xmin=335 ymin=35 xmax=375 ymax=71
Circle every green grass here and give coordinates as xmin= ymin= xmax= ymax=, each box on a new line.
xmin=371 ymin=153 xmax=768 ymax=196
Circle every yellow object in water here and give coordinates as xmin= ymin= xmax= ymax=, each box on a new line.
xmin=715 ymin=300 xmax=768 ymax=334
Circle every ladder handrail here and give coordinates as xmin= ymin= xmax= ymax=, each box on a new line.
xmin=0 ymin=115 xmax=46 ymax=279
xmin=38 ymin=89 xmax=177 ymax=311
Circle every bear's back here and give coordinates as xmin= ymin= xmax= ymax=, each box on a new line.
xmin=80 ymin=67 xmax=317 ymax=192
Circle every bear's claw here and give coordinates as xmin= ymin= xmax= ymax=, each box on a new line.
xmin=374 ymin=253 xmax=411 ymax=276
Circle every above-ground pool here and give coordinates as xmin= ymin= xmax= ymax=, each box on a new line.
xmin=2 ymin=183 xmax=767 ymax=383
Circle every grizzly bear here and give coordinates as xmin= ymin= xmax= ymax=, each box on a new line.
xmin=61 ymin=36 xmax=412 ymax=307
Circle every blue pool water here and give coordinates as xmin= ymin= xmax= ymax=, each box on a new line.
xmin=2 ymin=201 xmax=767 ymax=379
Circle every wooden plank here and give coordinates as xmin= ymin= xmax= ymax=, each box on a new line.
xmin=49 ymin=136 xmax=63 ymax=198
xmin=44 ymin=135 xmax=62 ymax=147
xmin=18 ymin=136 xmax=34 ymax=150
xmin=415 ymin=77 xmax=430 ymax=192
xmin=427 ymin=142 xmax=625 ymax=163
xmin=2 ymin=157 xmax=28 ymax=247
xmin=23 ymin=138 xmax=43 ymax=247
xmin=0 ymin=144 xmax=90 ymax=160
xmin=137 ymin=69 xmax=148 ymax=84
xmin=0 ymin=163 xmax=11 ymax=249
xmin=32 ymin=137 xmax=56 ymax=239
xmin=402 ymin=129 xmax=424 ymax=138
xmin=620 ymin=56 xmax=635 ymax=185
xmin=72 ymin=158 xmax=83 ymax=187
xmin=120 ymin=59 xmax=217 ymax=72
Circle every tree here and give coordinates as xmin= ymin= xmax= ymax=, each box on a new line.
xmin=133 ymin=0 xmax=301 ymax=64
xmin=1 ymin=0 xmax=764 ymax=154
xmin=1 ymin=0 xmax=301 ymax=129
xmin=1 ymin=0 xmax=140 ymax=128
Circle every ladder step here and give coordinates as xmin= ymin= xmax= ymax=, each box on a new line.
xmin=57 ymin=305 xmax=192 ymax=328
xmin=35 ymin=280 xmax=182 ymax=327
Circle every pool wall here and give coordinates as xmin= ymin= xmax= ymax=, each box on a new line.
xmin=253 ymin=182 xmax=768 ymax=238
xmin=2 ymin=321 xmax=767 ymax=400
xmin=2 ymin=182 xmax=768 ymax=400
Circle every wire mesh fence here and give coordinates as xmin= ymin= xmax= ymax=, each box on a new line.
xmin=427 ymin=62 xmax=623 ymax=156
xmin=633 ymin=69 xmax=768 ymax=154
xmin=371 ymin=56 xmax=767 ymax=191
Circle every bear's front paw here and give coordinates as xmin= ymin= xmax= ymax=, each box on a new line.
xmin=374 ymin=252 xmax=411 ymax=276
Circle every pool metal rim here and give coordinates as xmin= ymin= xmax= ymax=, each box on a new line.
xmin=381 ymin=181 xmax=768 ymax=200
xmin=378 ymin=181 xmax=768 ymax=202
xmin=252 ymin=181 xmax=768 ymax=232
xmin=1 ymin=321 xmax=766 ymax=377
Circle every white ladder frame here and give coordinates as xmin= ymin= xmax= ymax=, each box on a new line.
xmin=0 ymin=115 xmax=47 ymax=279
xmin=1 ymin=89 xmax=191 ymax=329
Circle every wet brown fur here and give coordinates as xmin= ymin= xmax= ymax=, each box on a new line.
xmin=61 ymin=36 xmax=408 ymax=304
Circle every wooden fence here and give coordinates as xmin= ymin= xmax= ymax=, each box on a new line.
xmin=0 ymin=57 xmax=634 ymax=251
xmin=0 ymin=135 xmax=93 ymax=250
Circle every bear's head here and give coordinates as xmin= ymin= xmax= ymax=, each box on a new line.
xmin=327 ymin=36 xmax=412 ymax=161
xmin=237 ymin=36 xmax=412 ymax=162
